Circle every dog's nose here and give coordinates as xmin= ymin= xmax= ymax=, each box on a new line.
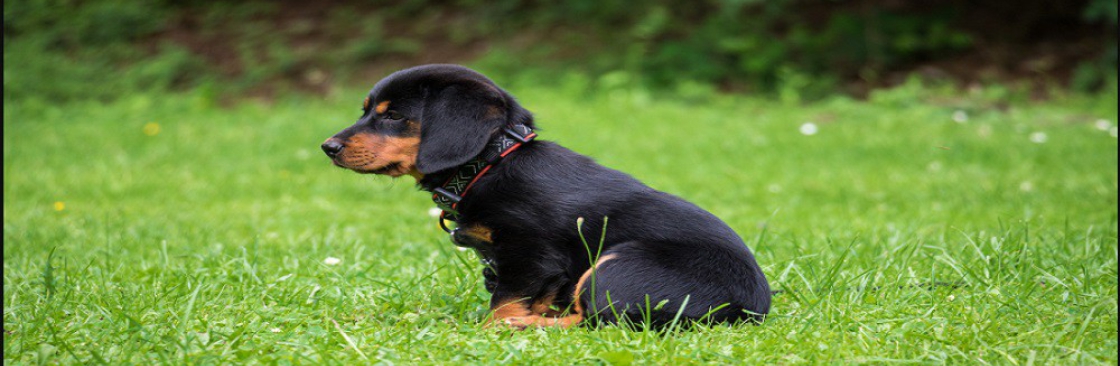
xmin=321 ymin=139 xmax=344 ymax=158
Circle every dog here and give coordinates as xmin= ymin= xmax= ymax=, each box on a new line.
xmin=322 ymin=64 xmax=770 ymax=329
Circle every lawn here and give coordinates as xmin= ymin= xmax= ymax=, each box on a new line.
xmin=3 ymin=80 xmax=1118 ymax=364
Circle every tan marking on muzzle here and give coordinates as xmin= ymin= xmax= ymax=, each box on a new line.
xmin=335 ymin=132 xmax=419 ymax=177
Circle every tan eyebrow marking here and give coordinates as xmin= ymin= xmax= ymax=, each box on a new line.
xmin=375 ymin=101 xmax=391 ymax=114
xmin=363 ymin=97 xmax=370 ymax=110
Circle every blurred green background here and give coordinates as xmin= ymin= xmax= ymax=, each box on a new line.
xmin=3 ymin=1 xmax=1119 ymax=364
xmin=4 ymin=0 xmax=1117 ymax=102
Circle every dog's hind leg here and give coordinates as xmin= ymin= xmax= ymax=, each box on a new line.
xmin=575 ymin=241 xmax=770 ymax=327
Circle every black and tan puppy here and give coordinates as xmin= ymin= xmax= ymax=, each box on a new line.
xmin=322 ymin=64 xmax=770 ymax=329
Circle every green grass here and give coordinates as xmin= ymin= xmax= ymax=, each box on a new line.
xmin=4 ymin=81 xmax=1118 ymax=364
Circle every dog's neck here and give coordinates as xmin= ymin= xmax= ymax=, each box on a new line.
xmin=416 ymin=110 xmax=535 ymax=190
xmin=417 ymin=124 xmax=536 ymax=224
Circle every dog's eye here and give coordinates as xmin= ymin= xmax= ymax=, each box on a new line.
xmin=387 ymin=111 xmax=405 ymax=120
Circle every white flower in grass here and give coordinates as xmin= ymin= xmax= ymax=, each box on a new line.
xmin=428 ymin=207 xmax=443 ymax=218
xmin=799 ymin=122 xmax=818 ymax=136
xmin=270 ymin=328 xmax=282 ymax=333
xmin=1029 ymin=132 xmax=1048 ymax=144
xmin=324 ymin=257 xmax=341 ymax=265
xmin=952 ymin=110 xmax=968 ymax=123
xmin=1095 ymin=119 xmax=1112 ymax=131
xmin=1019 ymin=181 xmax=1034 ymax=192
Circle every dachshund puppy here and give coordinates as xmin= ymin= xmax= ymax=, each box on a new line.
xmin=322 ymin=64 xmax=770 ymax=329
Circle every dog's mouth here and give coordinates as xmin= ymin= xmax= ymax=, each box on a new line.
xmin=368 ymin=162 xmax=402 ymax=175
xmin=333 ymin=159 xmax=403 ymax=176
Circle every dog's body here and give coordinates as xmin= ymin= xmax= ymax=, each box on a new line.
xmin=323 ymin=64 xmax=770 ymax=328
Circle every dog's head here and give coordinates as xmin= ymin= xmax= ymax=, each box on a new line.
xmin=322 ymin=64 xmax=531 ymax=178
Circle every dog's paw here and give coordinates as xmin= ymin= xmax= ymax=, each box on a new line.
xmin=482 ymin=317 xmax=528 ymax=331
xmin=501 ymin=317 xmax=531 ymax=331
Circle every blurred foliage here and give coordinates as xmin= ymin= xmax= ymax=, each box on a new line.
xmin=517 ymin=0 xmax=975 ymax=93
xmin=3 ymin=0 xmax=1116 ymax=102
xmin=4 ymin=0 xmax=208 ymax=101
xmin=468 ymin=0 xmax=1113 ymax=97
xmin=1075 ymin=0 xmax=1120 ymax=91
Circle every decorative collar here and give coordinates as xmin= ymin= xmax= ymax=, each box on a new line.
xmin=431 ymin=124 xmax=536 ymax=232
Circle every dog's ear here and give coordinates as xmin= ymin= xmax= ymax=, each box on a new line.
xmin=416 ymin=84 xmax=506 ymax=174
